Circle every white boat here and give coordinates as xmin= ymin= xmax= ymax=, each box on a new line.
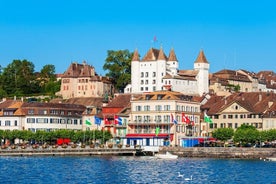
xmin=155 ymin=151 xmax=178 ymax=159
xmin=266 ymin=157 xmax=276 ymax=161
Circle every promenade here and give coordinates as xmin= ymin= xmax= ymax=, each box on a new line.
xmin=0 ymin=145 xmax=138 ymax=156
xmin=1 ymin=145 xmax=276 ymax=159
xmin=160 ymin=146 xmax=276 ymax=159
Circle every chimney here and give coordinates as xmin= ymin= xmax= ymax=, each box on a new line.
xmin=268 ymin=101 xmax=273 ymax=108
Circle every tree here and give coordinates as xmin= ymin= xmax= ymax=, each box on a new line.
xmin=1 ymin=59 xmax=39 ymax=96
xmin=233 ymin=124 xmax=259 ymax=145
xmin=212 ymin=128 xmax=234 ymax=145
xmin=103 ymin=50 xmax=133 ymax=92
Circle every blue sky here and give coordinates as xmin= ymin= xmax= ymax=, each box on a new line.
xmin=0 ymin=0 xmax=275 ymax=75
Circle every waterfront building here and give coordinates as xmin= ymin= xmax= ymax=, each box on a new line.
xmin=58 ymin=61 xmax=114 ymax=99
xmin=127 ymin=90 xmax=201 ymax=147
xmin=125 ymin=47 xmax=210 ymax=96
xmin=21 ymin=102 xmax=86 ymax=132
xmin=101 ymin=94 xmax=132 ymax=141
xmin=0 ymin=99 xmax=24 ymax=131
xmin=201 ymin=92 xmax=276 ymax=136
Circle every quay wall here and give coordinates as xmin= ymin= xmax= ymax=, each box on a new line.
xmin=159 ymin=147 xmax=276 ymax=159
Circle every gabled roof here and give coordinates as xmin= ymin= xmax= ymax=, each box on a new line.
xmin=62 ymin=62 xmax=96 ymax=78
xmin=194 ymin=50 xmax=208 ymax=64
xmin=105 ymin=94 xmax=132 ymax=108
xmin=64 ymin=97 xmax=103 ymax=107
xmin=168 ymin=48 xmax=178 ymax=61
xmin=141 ymin=48 xmax=168 ymax=61
xmin=133 ymin=90 xmax=196 ymax=102
xmin=202 ymin=92 xmax=276 ymax=115
xmin=132 ymin=49 xmax=140 ymax=61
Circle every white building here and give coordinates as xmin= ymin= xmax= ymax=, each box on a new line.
xmin=125 ymin=47 xmax=210 ymax=96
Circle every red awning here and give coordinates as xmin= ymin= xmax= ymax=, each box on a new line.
xmin=126 ymin=133 xmax=174 ymax=141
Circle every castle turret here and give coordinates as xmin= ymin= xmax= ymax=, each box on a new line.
xmin=194 ymin=50 xmax=209 ymax=96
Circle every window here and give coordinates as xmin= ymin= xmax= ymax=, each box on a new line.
xmin=36 ymin=118 xmax=48 ymax=123
xmin=145 ymin=72 xmax=149 ymax=77
xmin=235 ymin=123 xmax=238 ymax=128
xmin=152 ymin=80 xmax=156 ymax=84
xmin=141 ymin=80 xmax=144 ymax=84
xmin=153 ymin=86 xmax=156 ymax=91
xmin=50 ymin=110 xmax=59 ymax=115
xmin=28 ymin=109 xmax=34 ymax=115
xmin=144 ymin=105 xmax=150 ymax=111
xmin=5 ymin=121 xmax=11 ymax=126
xmin=140 ymin=87 xmax=144 ymax=91
xmin=136 ymin=106 xmax=142 ymax=111
xmin=164 ymin=105 xmax=170 ymax=111
xmin=155 ymin=105 xmax=162 ymax=111
xmin=141 ymin=72 xmax=144 ymax=77
xmin=228 ymin=115 xmax=233 ymax=119
xmin=14 ymin=120 xmax=17 ymax=126
xmin=74 ymin=119 xmax=78 ymax=125
xmin=223 ymin=115 xmax=226 ymax=119
xmin=38 ymin=110 xmax=47 ymax=115
xmin=27 ymin=118 xmax=35 ymax=123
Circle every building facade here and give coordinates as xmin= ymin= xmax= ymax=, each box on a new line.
xmin=125 ymin=48 xmax=209 ymax=96
xmin=127 ymin=91 xmax=201 ymax=146
xmin=59 ymin=61 xmax=114 ymax=99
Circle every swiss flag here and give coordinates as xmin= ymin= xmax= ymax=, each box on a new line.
xmin=182 ymin=113 xmax=191 ymax=124
xmin=104 ymin=116 xmax=110 ymax=125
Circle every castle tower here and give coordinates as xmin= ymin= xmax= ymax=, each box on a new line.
xmin=194 ymin=50 xmax=209 ymax=95
xmin=167 ymin=48 xmax=178 ymax=76
xmin=131 ymin=49 xmax=140 ymax=93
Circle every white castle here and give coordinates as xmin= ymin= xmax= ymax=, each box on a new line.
xmin=124 ymin=47 xmax=209 ymax=96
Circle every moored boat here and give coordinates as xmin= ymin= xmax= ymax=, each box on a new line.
xmin=155 ymin=151 xmax=178 ymax=159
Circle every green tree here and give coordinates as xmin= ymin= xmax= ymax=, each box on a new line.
xmin=103 ymin=50 xmax=133 ymax=92
xmin=233 ymin=124 xmax=259 ymax=146
xmin=212 ymin=128 xmax=234 ymax=145
xmin=1 ymin=59 xmax=39 ymax=96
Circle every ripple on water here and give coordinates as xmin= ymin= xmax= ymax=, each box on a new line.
xmin=0 ymin=156 xmax=276 ymax=184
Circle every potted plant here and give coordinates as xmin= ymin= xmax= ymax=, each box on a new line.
xmin=99 ymin=144 xmax=105 ymax=148
xmin=108 ymin=143 xmax=113 ymax=148
xmin=1 ymin=145 xmax=7 ymax=149
xmin=117 ymin=144 xmax=122 ymax=148
xmin=71 ymin=144 xmax=77 ymax=148
xmin=61 ymin=144 xmax=67 ymax=148
xmin=126 ymin=144 xmax=130 ymax=148
xmin=52 ymin=144 xmax=58 ymax=149
xmin=81 ymin=144 xmax=86 ymax=148
xmin=11 ymin=145 xmax=16 ymax=149
xmin=90 ymin=144 xmax=95 ymax=148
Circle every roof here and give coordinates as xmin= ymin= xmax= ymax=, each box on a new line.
xmin=141 ymin=48 xmax=168 ymax=61
xmin=168 ymin=48 xmax=178 ymax=61
xmin=105 ymin=94 xmax=132 ymax=108
xmin=194 ymin=50 xmax=208 ymax=64
xmin=132 ymin=49 xmax=140 ymax=61
xmin=133 ymin=90 xmax=197 ymax=102
xmin=201 ymin=92 xmax=276 ymax=115
xmin=62 ymin=62 xmax=97 ymax=78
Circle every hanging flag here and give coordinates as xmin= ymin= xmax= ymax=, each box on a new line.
xmin=114 ymin=115 xmax=123 ymax=125
xmin=155 ymin=127 xmax=160 ymax=136
xmin=85 ymin=119 xmax=92 ymax=126
xmin=171 ymin=114 xmax=178 ymax=124
xmin=94 ymin=116 xmax=101 ymax=125
xmin=182 ymin=113 xmax=191 ymax=124
xmin=204 ymin=112 xmax=213 ymax=124
xmin=104 ymin=116 xmax=110 ymax=125
xmin=153 ymin=36 xmax=157 ymax=42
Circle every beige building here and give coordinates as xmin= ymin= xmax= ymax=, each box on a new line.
xmin=201 ymin=92 xmax=276 ymax=135
xmin=59 ymin=61 xmax=114 ymax=99
xmin=127 ymin=91 xmax=201 ymax=146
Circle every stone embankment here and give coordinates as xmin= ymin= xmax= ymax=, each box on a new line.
xmin=160 ymin=147 xmax=276 ymax=159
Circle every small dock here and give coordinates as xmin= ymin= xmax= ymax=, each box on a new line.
xmin=0 ymin=146 xmax=140 ymax=157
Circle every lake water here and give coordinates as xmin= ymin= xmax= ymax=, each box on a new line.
xmin=0 ymin=156 xmax=275 ymax=184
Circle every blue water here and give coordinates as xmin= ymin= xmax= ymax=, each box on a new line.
xmin=0 ymin=156 xmax=275 ymax=184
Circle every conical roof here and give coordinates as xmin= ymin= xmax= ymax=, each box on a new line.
xmin=194 ymin=50 xmax=208 ymax=63
xmin=168 ymin=48 xmax=178 ymax=61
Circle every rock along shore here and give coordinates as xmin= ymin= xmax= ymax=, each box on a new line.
xmin=160 ymin=146 xmax=276 ymax=159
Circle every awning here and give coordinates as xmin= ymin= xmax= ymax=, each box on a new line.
xmin=126 ymin=133 xmax=174 ymax=140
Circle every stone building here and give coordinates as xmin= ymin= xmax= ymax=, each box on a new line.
xmin=59 ymin=61 xmax=114 ymax=99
